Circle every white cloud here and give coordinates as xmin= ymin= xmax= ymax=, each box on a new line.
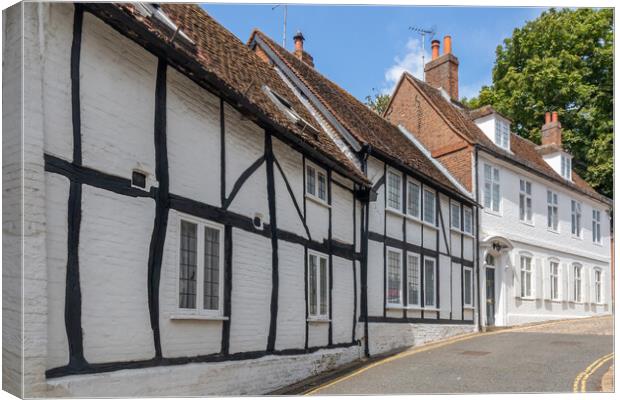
xmin=382 ymin=37 xmax=430 ymax=95
xmin=460 ymin=78 xmax=491 ymax=100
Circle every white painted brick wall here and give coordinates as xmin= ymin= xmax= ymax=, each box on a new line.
xmin=368 ymin=323 xmax=475 ymax=356
xmin=3 ymin=3 xmax=25 ymax=396
xmin=331 ymin=256 xmax=355 ymax=344
xmin=275 ymin=241 xmax=306 ymax=350
xmin=272 ymin=137 xmax=307 ymax=237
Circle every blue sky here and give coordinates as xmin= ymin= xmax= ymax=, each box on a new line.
xmin=202 ymin=3 xmax=547 ymax=101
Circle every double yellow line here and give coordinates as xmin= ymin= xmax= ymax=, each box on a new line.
xmin=573 ymin=353 xmax=614 ymax=392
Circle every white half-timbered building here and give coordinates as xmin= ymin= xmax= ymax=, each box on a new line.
xmin=4 ymin=2 xmax=477 ymax=397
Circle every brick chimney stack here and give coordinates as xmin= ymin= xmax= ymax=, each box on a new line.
xmin=292 ymin=31 xmax=314 ymax=67
xmin=541 ymin=111 xmax=562 ymax=146
xmin=424 ymin=35 xmax=459 ymax=100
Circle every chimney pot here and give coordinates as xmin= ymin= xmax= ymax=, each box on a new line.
xmin=552 ymin=111 xmax=558 ymax=123
xmin=443 ymin=35 xmax=452 ymax=55
xmin=293 ymin=31 xmax=305 ymax=52
xmin=431 ymin=40 xmax=440 ymax=60
xmin=545 ymin=112 xmax=551 ymax=124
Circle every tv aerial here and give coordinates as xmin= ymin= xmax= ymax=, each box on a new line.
xmin=409 ymin=26 xmax=436 ymax=67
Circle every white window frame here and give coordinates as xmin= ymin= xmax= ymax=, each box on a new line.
xmin=406 ymin=178 xmax=421 ymax=219
xmin=594 ymin=268 xmax=602 ymax=304
xmin=520 ymin=255 xmax=533 ymax=298
xmin=422 ymin=188 xmax=437 ymax=225
xmin=463 ymin=207 xmax=473 ymax=235
xmin=450 ymin=201 xmax=461 ymax=230
xmin=176 ymin=213 xmax=225 ymax=317
xmin=386 ymin=247 xmax=403 ymax=306
xmin=463 ymin=266 xmax=474 ymax=307
xmin=386 ymin=168 xmax=403 ymax=212
xmin=561 ymin=155 xmax=572 ymax=180
xmin=549 ymin=261 xmax=559 ymax=300
xmin=305 ymin=161 xmax=328 ymax=204
xmin=494 ymin=119 xmax=510 ymax=149
xmin=547 ymin=189 xmax=559 ymax=232
xmin=519 ymin=179 xmax=533 ymax=224
xmin=571 ymin=200 xmax=582 ymax=238
xmin=406 ymin=253 xmax=421 ymax=307
xmin=573 ymin=264 xmax=582 ymax=303
xmin=423 ymin=257 xmax=437 ymax=308
xmin=307 ymin=250 xmax=330 ymax=319
xmin=592 ymin=209 xmax=602 ymax=244
xmin=483 ymin=164 xmax=501 ymax=213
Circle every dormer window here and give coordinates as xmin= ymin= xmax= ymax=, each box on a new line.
xmin=495 ymin=119 xmax=510 ymax=149
xmin=561 ymin=155 xmax=572 ymax=180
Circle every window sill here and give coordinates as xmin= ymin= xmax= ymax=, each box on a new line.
xmin=385 ymin=207 xmax=405 ymax=217
xmin=546 ymin=228 xmax=560 ymax=235
xmin=519 ymin=220 xmax=534 ymax=228
xmin=450 ymin=227 xmax=474 ymax=238
xmin=307 ymin=318 xmax=331 ymax=323
xmin=592 ymin=242 xmax=603 ymax=247
xmin=170 ymin=314 xmax=228 ymax=321
xmin=420 ymin=219 xmax=438 ymax=230
xmin=484 ymin=209 xmax=502 ymax=217
xmin=518 ymin=296 xmax=536 ymax=301
xmin=571 ymin=235 xmax=583 ymax=241
xmin=306 ymin=194 xmax=330 ymax=208
xmin=463 ymin=306 xmax=475 ymax=310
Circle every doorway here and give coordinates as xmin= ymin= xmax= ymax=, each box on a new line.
xmin=485 ymin=267 xmax=495 ymax=326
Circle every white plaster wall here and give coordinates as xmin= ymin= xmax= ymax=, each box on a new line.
xmin=367 ymin=157 xmax=385 ymax=234
xmin=275 ymin=242 xmax=305 ymax=350
xmin=229 ymin=229 xmax=272 ymax=353
xmin=422 ymin=225 xmax=437 ymax=249
xmin=386 ymin=212 xmax=403 ymax=240
xmin=79 ymin=186 xmax=156 ymax=363
xmin=451 ymin=262 xmax=463 ymax=320
xmin=44 ymin=346 xmax=363 ymax=397
xmin=167 ymin=67 xmax=221 ymax=206
xmin=40 ymin=2 xmax=74 ymax=161
xmin=80 ymin=13 xmax=157 ymax=180
xmin=224 ymin=104 xmax=269 ymax=223
xmin=405 ymin=219 xmax=422 ymax=246
xmin=367 ymin=240 xmax=384 ymax=316
xmin=438 ymin=254 xmax=452 ymax=320
xmin=331 ymin=256 xmax=355 ymax=344
xmin=45 ymin=174 xmax=70 ymax=369
xmin=305 ymin=199 xmax=329 ymax=242
xmin=158 ymin=209 xmax=223 ymax=358
xmin=272 ymin=137 xmax=307 ymax=237
xmin=307 ymin=322 xmax=329 ymax=348
xmin=473 ymin=114 xmax=496 ymax=145
xmin=368 ymin=323 xmax=474 ymax=356
xmin=332 ymin=184 xmax=354 ymax=244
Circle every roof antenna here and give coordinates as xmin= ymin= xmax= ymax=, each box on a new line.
xmin=409 ymin=26 xmax=435 ymax=68
xmin=272 ymin=4 xmax=288 ymax=47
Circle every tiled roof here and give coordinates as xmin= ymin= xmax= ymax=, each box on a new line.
xmin=403 ymin=73 xmax=611 ymax=205
xmin=100 ymin=3 xmax=368 ymax=184
xmin=251 ymin=31 xmax=464 ymax=195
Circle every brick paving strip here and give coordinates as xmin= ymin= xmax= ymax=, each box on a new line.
xmin=601 ymin=365 xmax=614 ymax=392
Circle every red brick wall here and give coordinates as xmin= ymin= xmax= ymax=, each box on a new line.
xmin=385 ymin=79 xmax=473 ymax=190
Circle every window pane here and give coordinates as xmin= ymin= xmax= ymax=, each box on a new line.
xmin=407 ymin=255 xmax=420 ymax=306
xmin=519 ymin=194 xmax=525 ymax=221
xmin=464 ymin=209 xmax=472 ymax=233
xmin=484 ymin=182 xmax=492 ymax=208
xmin=387 ymin=251 xmax=401 ymax=304
xmin=424 ymin=190 xmax=435 ymax=224
xmin=407 ymin=181 xmax=420 ymax=217
xmin=424 ymin=259 xmax=435 ymax=306
xmin=464 ymin=269 xmax=472 ymax=305
xmin=306 ymin=165 xmax=316 ymax=196
xmin=387 ymin=171 xmax=401 ymax=210
xmin=318 ymin=172 xmax=327 ymax=201
xmin=203 ymin=227 xmax=220 ymax=310
xmin=309 ymin=255 xmax=317 ymax=316
xmin=492 ymin=183 xmax=500 ymax=212
xmin=320 ymin=257 xmax=328 ymax=315
xmin=179 ymin=221 xmax=197 ymax=309
xmin=451 ymin=203 xmax=460 ymax=229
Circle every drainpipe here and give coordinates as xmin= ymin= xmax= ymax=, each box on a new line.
xmin=361 ymin=147 xmax=371 ymax=358
xmin=474 ymin=145 xmax=483 ymax=331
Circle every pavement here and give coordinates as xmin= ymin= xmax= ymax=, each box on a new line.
xmin=297 ymin=315 xmax=613 ymax=395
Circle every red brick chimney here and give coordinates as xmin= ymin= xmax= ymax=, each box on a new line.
xmin=292 ymin=31 xmax=314 ymax=67
xmin=424 ymin=35 xmax=459 ymax=100
xmin=541 ymin=111 xmax=562 ymax=146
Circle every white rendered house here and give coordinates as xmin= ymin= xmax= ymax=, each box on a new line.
xmin=385 ymin=37 xmax=613 ymax=329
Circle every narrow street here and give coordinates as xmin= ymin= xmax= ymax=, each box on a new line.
xmin=307 ymin=316 xmax=613 ymax=395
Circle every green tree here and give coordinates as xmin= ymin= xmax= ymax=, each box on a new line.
xmin=466 ymin=8 xmax=613 ymax=198
xmin=365 ymin=89 xmax=390 ymax=115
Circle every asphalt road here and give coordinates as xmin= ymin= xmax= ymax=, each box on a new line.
xmin=309 ymin=316 xmax=613 ymax=395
